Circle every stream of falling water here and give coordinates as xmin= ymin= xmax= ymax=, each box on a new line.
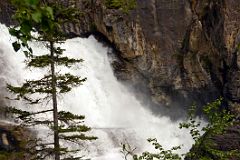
xmin=0 ymin=23 xmax=194 ymax=159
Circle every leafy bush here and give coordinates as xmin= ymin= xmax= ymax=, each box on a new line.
xmin=122 ymin=98 xmax=239 ymax=160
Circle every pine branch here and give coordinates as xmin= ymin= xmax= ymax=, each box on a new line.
xmin=58 ymin=111 xmax=85 ymax=122
xmin=7 ymin=75 xmax=52 ymax=96
xmin=7 ymin=73 xmax=86 ymax=97
xmin=57 ymin=73 xmax=86 ymax=93
xmin=7 ymin=107 xmax=53 ymax=119
xmin=33 ymin=120 xmax=53 ymax=125
xmin=27 ymin=55 xmax=83 ymax=68
xmin=58 ymin=125 xmax=91 ymax=133
xmin=59 ymin=134 xmax=97 ymax=142
xmin=27 ymin=55 xmax=51 ymax=68
xmin=56 ymin=56 xmax=83 ymax=67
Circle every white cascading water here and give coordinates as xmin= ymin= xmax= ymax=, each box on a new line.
xmin=0 ymin=23 xmax=195 ymax=159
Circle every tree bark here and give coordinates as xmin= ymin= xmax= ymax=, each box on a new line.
xmin=50 ymin=41 xmax=60 ymax=160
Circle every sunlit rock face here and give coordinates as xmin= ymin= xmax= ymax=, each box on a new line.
xmin=94 ymin=0 xmax=240 ymax=111
xmin=90 ymin=0 xmax=197 ymax=108
xmin=1 ymin=0 xmax=240 ymax=111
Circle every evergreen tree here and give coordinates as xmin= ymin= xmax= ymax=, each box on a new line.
xmin=7 ymin=0 xmax=96 ymax=159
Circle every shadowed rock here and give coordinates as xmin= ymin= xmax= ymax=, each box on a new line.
xmin=185 ymin=124 xmax=240 ymax=160
xmin=0 ymin=128 xmax=18 ymax=152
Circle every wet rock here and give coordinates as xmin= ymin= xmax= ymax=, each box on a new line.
xmin=185 ymin=124 xmax=240 ymax=160
xmin=0 ymin=128 xmax=18 ymax=152
xmin=0 ymin=121 xmax=36 ymax=160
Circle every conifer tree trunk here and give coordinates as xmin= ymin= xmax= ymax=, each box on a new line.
xmin=8 ymin=1 xmax=97 ymax=158
xmin=50 ymin=41 xmax=60 ymax=160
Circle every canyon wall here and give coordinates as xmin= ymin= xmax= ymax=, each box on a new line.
xmin=73 ymin=0 xmax=240 ymax=111
xmin=1 ymin=0 xmax=240 ymax=111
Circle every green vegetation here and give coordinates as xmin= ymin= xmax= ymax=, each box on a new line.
xmin=122 ymin=98 xmax=239 ymax=160
xmin=183 ymin=99 xmax=239 ymax=160
xmin=6 ymin=0 xmax=96 ymax=159
xmin=122 ymin=139 xmax=182 ymax=160
xmin=105 ymin=0 xmax=136 ymax=13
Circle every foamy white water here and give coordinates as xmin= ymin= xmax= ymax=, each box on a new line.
xmin=0 ymin=23 xmax=194 ymax=159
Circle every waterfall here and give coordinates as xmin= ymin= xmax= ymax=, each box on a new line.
xmin=0 ymin=23 xmax=194 ymax=159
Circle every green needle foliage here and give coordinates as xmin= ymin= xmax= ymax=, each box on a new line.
xmin=7 ymin=0 xmax=96 ymax=159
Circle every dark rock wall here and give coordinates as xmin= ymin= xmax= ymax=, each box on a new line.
xmin=0 ymin=0 xmax=15 ymax=26
xmin=1 ymin=0 xmax=240 ymax=111
xmin=86 ymin=0 xmax=240 ymax=110
xmin=185 ymin=124 xmax=240 ymax=160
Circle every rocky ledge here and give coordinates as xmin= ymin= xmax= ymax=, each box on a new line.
xmin=0 ymin=121 xmax=35 ymax=160
xmin=186 ymin=124 xmax=240 ymax=160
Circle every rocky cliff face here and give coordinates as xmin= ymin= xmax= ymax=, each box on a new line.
xmin=69 ymin=0 xmax=240 ymax=111
xmin=1 ymin=0 xmax=240 ymax=111
xmin=77 ymin=0 xmax=240 ymax=111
